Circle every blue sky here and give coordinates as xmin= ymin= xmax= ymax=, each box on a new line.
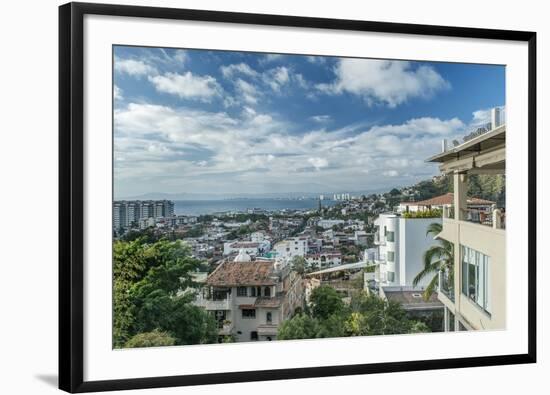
xmin=113 ymin=46 xmax=504 ymax=198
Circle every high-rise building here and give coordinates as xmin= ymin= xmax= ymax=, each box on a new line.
xmin=112 ymin=200 xmax=175 ymax=230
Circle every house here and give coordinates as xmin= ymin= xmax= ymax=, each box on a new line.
xmin=223 ymin=241 xmax=261 ymax=256
xmin=426 ymin=120 xmax=505 ymax=331
xmin=194 ymin=250 xmax=304 ymax=342
xmin=305 ymin=252 xmax=342 ymax=269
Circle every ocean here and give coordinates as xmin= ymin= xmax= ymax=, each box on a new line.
xmin=174 ymin=199 xmax=338 ymax=216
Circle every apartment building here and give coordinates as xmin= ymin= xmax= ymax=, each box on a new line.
xmin=427 ymin=122 xmax=505 ymax=331
xmin=113 ymin=200 xmax=175 ymax=230
xmin=194 ymin=250 xmax=304 ymax=342
xmin=373 ymin=212 xmax=441 ymax=288
xmin=273 ymin=237 xmax=309 ymax=259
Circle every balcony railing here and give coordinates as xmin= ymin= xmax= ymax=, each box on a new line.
xmin=443 ymin=206 xmax=505 ymax=230
xmin=438 ymin=270 xmax=454 ymax=302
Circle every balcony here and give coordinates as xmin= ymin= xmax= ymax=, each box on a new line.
xmin=438 ymin=270 xmax=454 ymax=303
xmin=194 ymin=295 xmax=232 ymax=310
xmin=443 ymin=206 xmax=505 ymax=230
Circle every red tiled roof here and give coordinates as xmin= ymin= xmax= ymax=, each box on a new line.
xmin=206 ymin=260 xmax=277 ymax=286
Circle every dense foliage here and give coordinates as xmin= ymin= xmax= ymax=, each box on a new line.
xmin=401 ymin=208 xmax=442 ymax=219
xmin=125 ymin=329 xmax=176 ymax=348
xmin=113 ymin=238 xmax=218 ymax=348
xmin=277 ymin=286 xmax=429 ymax=340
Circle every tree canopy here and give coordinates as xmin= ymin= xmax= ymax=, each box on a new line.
xmin=113 ymin=238 xmax=218 ymax=347
xmin=278 ymin=288 xmax=429 ymax=340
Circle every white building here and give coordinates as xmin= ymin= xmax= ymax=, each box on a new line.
xmin=273 ymin=237 xmax=308 ymax=259
xmin=305 ymin=252 xmax=342 ymax=269
xmin=223 ymin=241 xmax=260 ymax=256
xmin=373 ymin=213 xmax=442 ymax=288
xmin=317 ymin=219 xmax=345 ymax=229
xmin=194 ymin=251 xmax=304 ymax=342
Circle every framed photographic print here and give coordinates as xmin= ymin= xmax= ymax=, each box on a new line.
xmin=59 ymin=2 xmax=537 ymax=393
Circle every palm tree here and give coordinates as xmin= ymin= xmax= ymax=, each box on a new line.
xmin=413 ymin=222 xmax=454 ymax=301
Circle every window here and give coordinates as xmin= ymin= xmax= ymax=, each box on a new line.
xmin=266 ymin=312 xmax=272 ymax=324
xmin=387 ymin=251 xmax=395 ymax=262
xmin=250 ymin=287 xmax=256 ymax=297
xmin=461 ymin=245 xmax=491 ymax=314
xmin=242 ymin=309 xmax=256 ymax=319
xmin=237 ymin=286 xmax=248 ymax=297
xmin=387 ymin=271 xmax=395 ymax=282
xmin=250 ymin=331 xmax=258 ymax=340
xmin=264 ymin=287 xmax=271 ymax=297
xmin=386 ymin=231 xmax=395 ymax=242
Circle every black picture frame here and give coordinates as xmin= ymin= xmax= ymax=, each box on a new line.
xmin=59 ymin=2 xmax=537 ymax=393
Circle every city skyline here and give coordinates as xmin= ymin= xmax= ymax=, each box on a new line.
xmin=114 ymin=46 xmax=505 ymax=199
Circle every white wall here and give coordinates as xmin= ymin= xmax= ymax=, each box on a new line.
xmin=399 ymin=217 xmax=443 ymax=287
xmin=0 ymin=0 xmax=547 ymax=395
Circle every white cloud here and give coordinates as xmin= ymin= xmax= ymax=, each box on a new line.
xmin=308 ymin=157 xmax=329 ymax=170
xmin=114 ymin=102 xmax=486 ymax=196
xmin=310 ymin=115 xmax=332 ymax=123
xmin=148 ymin=72 xmax=222 ymax=101
xmin=317 ymin=59 xmax=450 ymax=107
xmin=114 ymin=58 xmax=157 ymax=76
xmin=220 ymin=63 xmax=258 ymax=78
xmin=114 ymin=85 xmax=123 ymax=101
xmin=260 ymin=54 xmax=284 ymax=64
xmin=234 ymin=79 xmax=260 ymax=104
xmin=306 ymin=56 xmax=327 ymax=64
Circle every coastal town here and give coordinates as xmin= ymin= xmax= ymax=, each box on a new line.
xmin=113 ymin=107 xmax=506 ymax=345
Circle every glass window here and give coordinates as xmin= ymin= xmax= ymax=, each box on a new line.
xmin=264 ymin=287 xmax=271 ymax=297
xmin=387 ymin=271 xmax=395 ymax=282
xmin=461 ymin=245 xmax=491 ymax=314
xmin=386 ymin=231 xmax=395 ymax=242
xmin=387 ymin=251 xmax=395 ymax=262
xmin=237 ymin=286 xmax=248 ymax=297
xmin=250 ymin=287 xmax=256 ymax=297
xmin=242 ymin=309 xmax=256 ymax=319
xmin=266 ymin=312 xmax=272 ymax=324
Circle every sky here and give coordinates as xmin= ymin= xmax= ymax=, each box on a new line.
xmin=113 ymin=46 xmax=505 ymax=199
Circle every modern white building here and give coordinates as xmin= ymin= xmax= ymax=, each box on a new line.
xmin=194 ymin=250 xmax=304 ymax=342
xmin=373 ymin=213 xmax=442 ymax=288
xmin=273 ymin=237 xmax=308 ymax=259
xmin=427 ymin=122 xmax=506 ymax=331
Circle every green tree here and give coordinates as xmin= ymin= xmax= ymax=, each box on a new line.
xmin=413 ymin=222 xmax=454 ymax=301
xmin=277 ymin=314 xmax=320 ymax=340
xmin=113 ymin=238 xmax=218 ymax=347
xmin=309 ymin=285 xmax=345 ymax=320
xmin=348 ymin=292 xmax=430 ymax=335
xmin=291 ymin=256 xmax=307 ymax=275
xmin=124 ymin=329 xmax=176 ymax=348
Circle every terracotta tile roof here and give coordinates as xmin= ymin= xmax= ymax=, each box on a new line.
xmin=206 ymin=260 xmax=277 ymax=287
xmin=403 ymin=193 xmax=494 ymax=207
xmin=254 ymin=296 xmax=283 ymax=308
